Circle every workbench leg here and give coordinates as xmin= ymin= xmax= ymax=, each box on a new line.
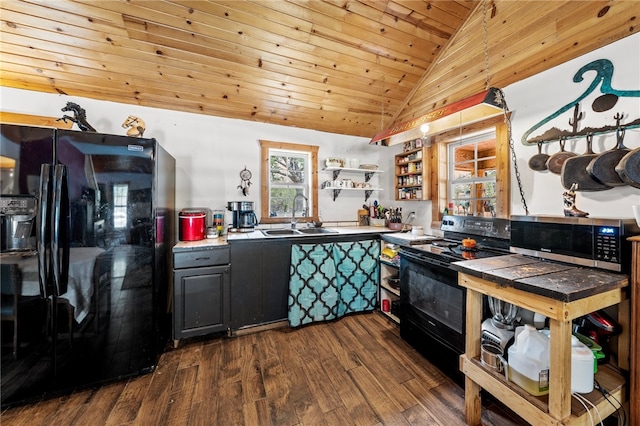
xmin=548 ymin=318 xmax=572 ymax=422
xmin=465 ymin=376 xmax=482 ymax=425
xmin=463 ymin=284 xmax=484 ymax=425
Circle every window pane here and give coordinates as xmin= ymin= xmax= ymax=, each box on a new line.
xmin=268 ymin=149 xmax=310 ymax=218
xmin=479 ymin=197 xmax=496 ymax=217
xmin=269 ymin=188 xmax=296 ymax=217
xmin=448 ymin=131 xmax=496 ymax=216
xmin=478 ymin=181 xmax=496 ymax=198
xmin=453 ymin=168 xmax=473 ymax=180
xmin=270 ymin=154 xmax=306 ymax=184
xmin=113 ymin=183 xmax=128 ymax=228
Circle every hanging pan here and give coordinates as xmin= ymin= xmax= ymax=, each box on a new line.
xmin=615 ymin=147 xmax=640 ymax=189
xmin=561 ymin=134 xmax=611 ymax=191
xmin=586 ymin=127 xmax=629 ymax=187
xmin=528 ymin=142 xmax=550 ymax=171
xmin=546 ymin=137 xmax=577 ymax=174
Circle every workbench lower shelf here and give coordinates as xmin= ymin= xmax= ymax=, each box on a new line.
xmin=461 ymin=354 xmax=626 ymax=425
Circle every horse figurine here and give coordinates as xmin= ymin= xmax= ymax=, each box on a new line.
xmin=122 ymin=115 xmax=146 ymax=137
xmin=56 ymin=102 xmax=96 ymax=132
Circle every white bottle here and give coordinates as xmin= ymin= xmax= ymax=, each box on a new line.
xmin=508 ymin=324 xmax=550 ymax=396
xmin=571 ymin=335 xmax=595 ymax=393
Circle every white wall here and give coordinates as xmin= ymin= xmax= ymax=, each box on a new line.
xmin=2 ymin=32 xmax=638 ymax=229
xmin=504 ymin=33 xmax=640 ymax=219
xmin=0 ymin=86 xmax=393 ymax=225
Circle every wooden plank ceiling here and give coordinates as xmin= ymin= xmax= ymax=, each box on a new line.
xmin=0 ymin=1 xmax=638 ymax=138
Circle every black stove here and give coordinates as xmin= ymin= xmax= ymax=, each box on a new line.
xmin=401 ymin=216 xmax=511 ymax=263
xmin=398 ymin=215 xmax=510 ymax=384
xmin=407 ymin=240 xmax=508 ymax=262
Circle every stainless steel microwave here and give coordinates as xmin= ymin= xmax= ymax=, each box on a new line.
xmin=510 ymin=215 xmax=640 ymax=272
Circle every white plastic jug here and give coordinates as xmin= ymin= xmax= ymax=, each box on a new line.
xmin=571 ymin=335 xmax=595 ymax=393
xmin=508 ymin=324 xmax=550 ymax=396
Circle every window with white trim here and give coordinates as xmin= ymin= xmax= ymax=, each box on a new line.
xmin=447 ymin=130 xmax=497 ymax=217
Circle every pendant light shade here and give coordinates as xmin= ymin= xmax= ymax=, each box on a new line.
xmin=370 ymin=87 xmax=505 ymax=146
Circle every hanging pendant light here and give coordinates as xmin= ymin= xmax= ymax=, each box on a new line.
xmin=369 ymin=87 xmax=505 ymax=146
xmin=419 ymin=123 xmax=431 ymax=147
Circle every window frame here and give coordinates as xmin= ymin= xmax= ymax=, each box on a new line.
xmin=429 ymin=116 xmax=510 ymax=226
xmin=259 ymin=140 xmax=319 ymax=225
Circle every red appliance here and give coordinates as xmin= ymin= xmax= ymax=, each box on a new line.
xmin=179 ymin=209 xmax=206 ymax=241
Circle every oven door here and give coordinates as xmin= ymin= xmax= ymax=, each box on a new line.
xmin=399 ymin=249 xmax=465 ymax=353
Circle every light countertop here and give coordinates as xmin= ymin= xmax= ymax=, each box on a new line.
xmin=226 ymin=225 xmax=392 ymax=241
xmin=173 ymin=224 xmax=440 ymax=250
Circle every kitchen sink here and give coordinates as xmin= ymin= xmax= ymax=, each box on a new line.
xmin=261 ymin=227 xmax=339 ymax=237
xmin=261 ymin=229 xmax=300 ymax=236
xmin=297 ymin=227 xmax=338 ymax=234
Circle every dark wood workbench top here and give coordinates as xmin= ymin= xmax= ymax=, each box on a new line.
xmin=451 ymin=254 xmax=629 ymax=302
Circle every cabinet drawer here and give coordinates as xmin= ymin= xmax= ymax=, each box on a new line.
xmin=174 ymin=248 xmax=230 ymax=269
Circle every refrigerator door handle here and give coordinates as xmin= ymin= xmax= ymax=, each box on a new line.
xmin=37 ymin=164 xmax=52 ymax=298
xmin=52 ymin=164 xmax=70 ymax=297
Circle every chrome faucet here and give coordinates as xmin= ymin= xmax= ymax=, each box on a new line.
xmin=291 ymin=193 xmax=308 ymax=229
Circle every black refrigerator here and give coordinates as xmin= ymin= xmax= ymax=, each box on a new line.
xmin=0 ymin=124 xmax=175 ymax=408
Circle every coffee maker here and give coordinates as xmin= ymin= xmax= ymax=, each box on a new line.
xmin=0 ymin=195 xmax=37 ymax=252
xmin=227 ymin=201 xmax=258 ymax=232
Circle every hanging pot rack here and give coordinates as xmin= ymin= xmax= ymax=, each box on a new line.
xmin=524 ymin=107 xmax=640 ymax=146
xmin=521 ymin=57 xmax=640 ymax=146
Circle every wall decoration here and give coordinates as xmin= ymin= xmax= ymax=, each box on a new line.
xmin=122 ymin=115 xmax=146 ymax=137
xmin=237 ymin=167 xmax=252 ymax=196
xmin=56 ymin=102 xmax=96 ymax=132
xmin=563 ymin=183 xmax=589 ymax=217
xmin=522 ymin=59 xmax=640 ymax=145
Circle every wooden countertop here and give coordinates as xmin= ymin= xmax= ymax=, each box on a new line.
xmin=451 ymin=254 xmax=628 ymax=302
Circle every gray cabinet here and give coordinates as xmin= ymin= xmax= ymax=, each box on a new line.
xmin=173 ymin=246 xmax=230 ymax=346
xmin=230 ymin=239 xmax=291 ymax=330
xmin=229 ymin=241 xmax=264 ymax=329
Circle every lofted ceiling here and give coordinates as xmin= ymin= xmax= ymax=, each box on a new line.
xmin=0 ymin=1 xmax=638 ymax=138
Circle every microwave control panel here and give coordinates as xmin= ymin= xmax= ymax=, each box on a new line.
xmin=594 ymin=226 xmax=620 ymax=264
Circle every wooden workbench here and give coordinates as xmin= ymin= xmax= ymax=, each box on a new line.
xmin=452 ymin=255 xmax=629 ymax=425
xmin=628 ymin=236 xmax=640 ymax=426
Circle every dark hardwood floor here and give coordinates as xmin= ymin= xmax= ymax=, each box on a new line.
xmin=1 ymin=312 xmax=527 ymax=425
